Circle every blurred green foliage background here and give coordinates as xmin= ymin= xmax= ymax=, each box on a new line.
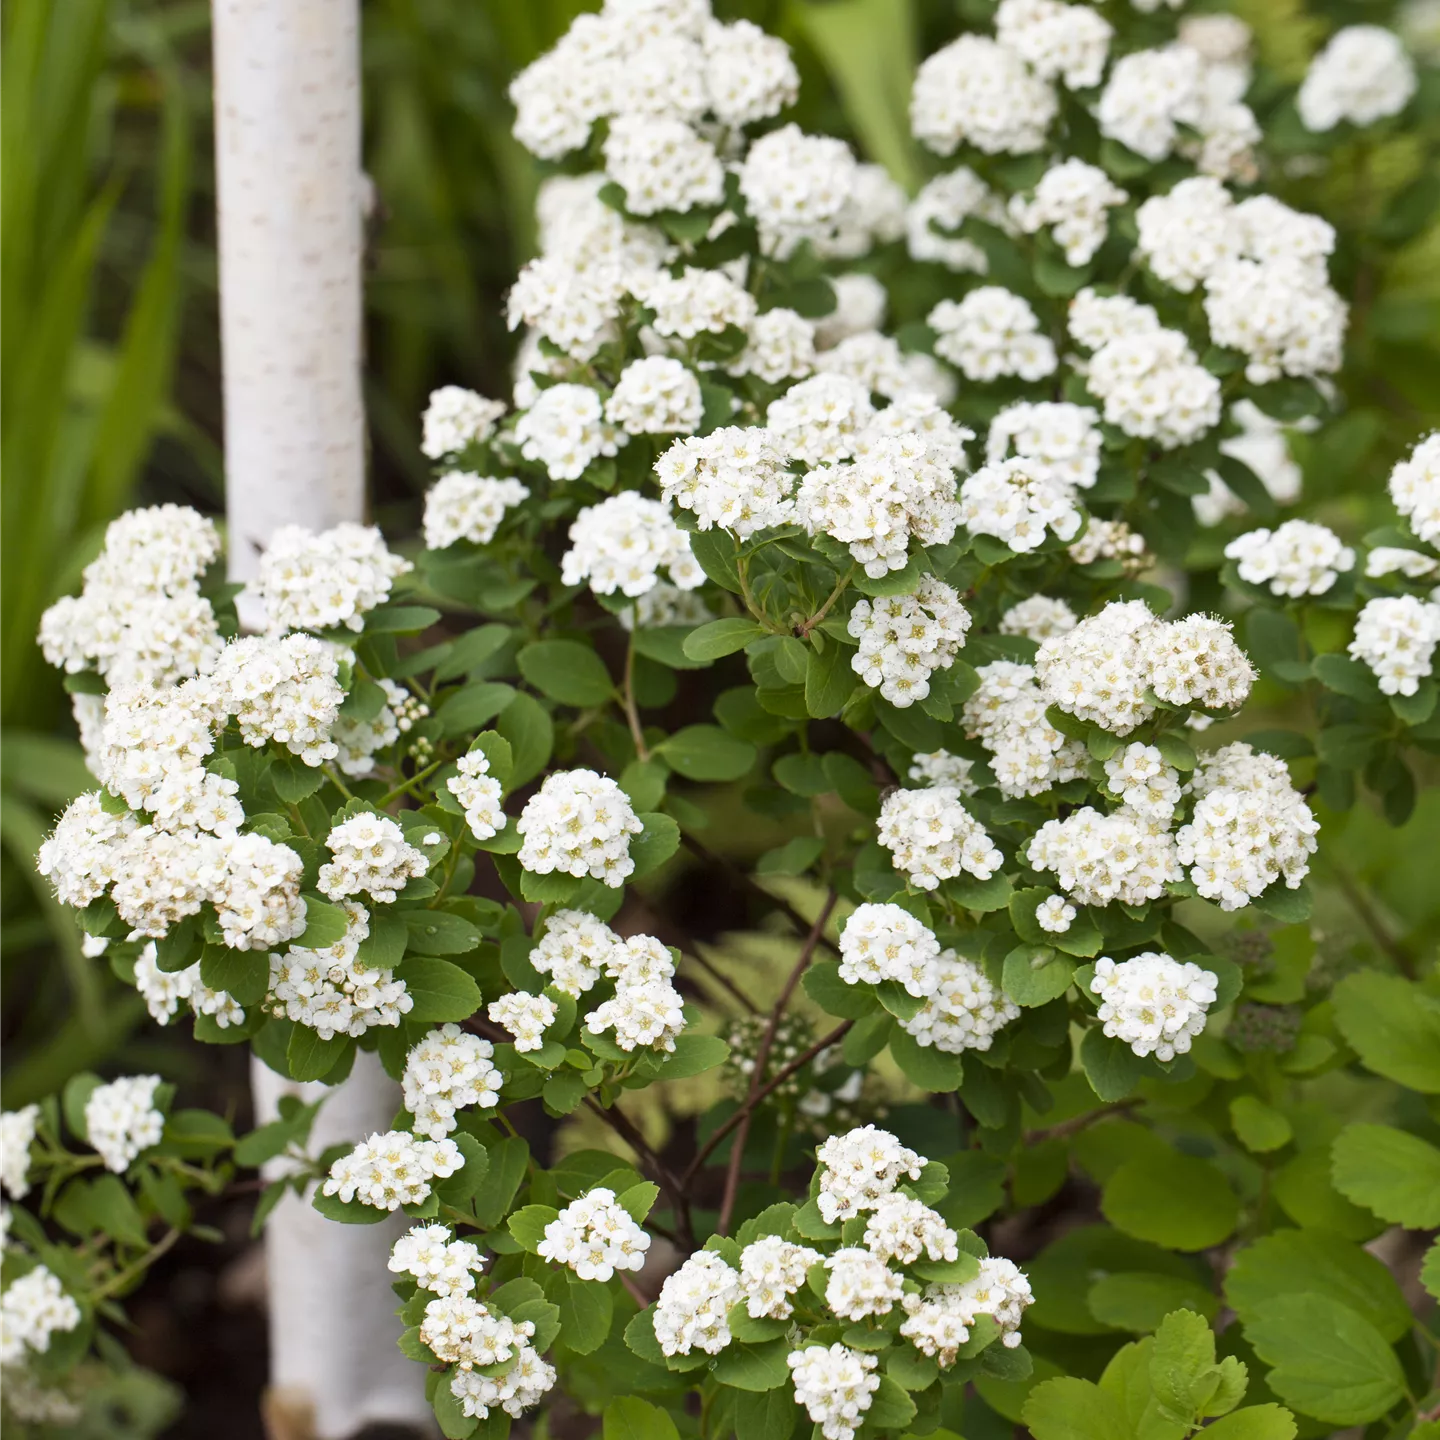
xmin=2 ymin=0 xmax=1438 ymax=1128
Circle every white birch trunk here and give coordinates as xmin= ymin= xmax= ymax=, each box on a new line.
xmin=211 ymin=2 xmax=429 ymax=1433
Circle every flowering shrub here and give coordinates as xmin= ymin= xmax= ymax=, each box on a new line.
xmin=9 ymin=0 xmax=1440 ymax=1435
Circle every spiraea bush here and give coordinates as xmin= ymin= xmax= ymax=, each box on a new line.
xmin=6 ymin=0 xmax=1440 ymax=1435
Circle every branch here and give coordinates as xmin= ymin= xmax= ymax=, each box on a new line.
xmin=1022 ymin=1098 xmax=1140 ymax=1146
xmin=1331 ymin=864 xmax=1415 ymax=978
xmin=717 ymin=892 xmax=837 ymax=1235
xmin=684 ymin=1019 xmax=852 ymax=1188
xmin=583 ymin=1096 xmax=695 ymax=1247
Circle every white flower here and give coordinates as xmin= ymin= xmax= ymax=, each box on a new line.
xmin=318 ymin=814 xmax=429 ymax=904
xmin=1001 ymin=596 xmax=1077 ymax=641
xmin=515 ymin=383 xmax=625 ymax=482
xmin=1028 ymin=807 xmax=1181 ymax=907
xmin=728 ymin=307 xmax=817 ymax=384
xmin=787 ymin=1343 xmax=879 ymax=1440
xmin=1092 ymin=951 xmax=1218 ymax=1060
xmin=207 ymin=633 xmax=345 ymax=766
xmin=912 ymin=35 xmax=1057 ymax=155
xmin=738 ymin=124 xmax=857 ymax=254
xmin=586 ymin=976 xmax=686 ymax=1052
xmin=605 ymin=356 xmax=704 ymax=436
xmin=1135 ymin=176 xmax=1239 ymax=292
xmin=995 ymin=0 xmax=1112 ymax=88
xmin=1 ymin=1108 xmax=40 ymax=1199
xmin=816 ymin=163 xmax=908 ymax=261
xmin=905 ymin=168 xmax=1007 ymax=273
xmin=561 ymin=491 xmax=701 ymax=599
xmin=848 ymin=577 xmax=972 ymax=708
xmin=1176 ymin=743 xmax=1319 ymax=908
xmin=1389 ymin=433 xmax=1440 ymax=548
xmin=815 ymin=1125 xmax=924 ymax=1224
xmin=961 ymin=661 xmax=1088 ymax=800
xmin=656 ymin=425 xmax=794 ymax=538
xmin=421 ymin=387 xmax=506 ymax=459
xmin=450 ymin=1339 xmax=555 ymax=1419
xmin=603 ymin=115 xmax=724 ymax=215
xmin=1069 ymin=517 xmax=1151 ymax=569
xmin=488 ymin=991 xmax=558 ymax=1053
xmin=877 ymin=787 xmax=1002 ymax=892
xmin=537 ymin=1187 xmax=651 ymax=1281
xmin=323 ymin=1130 xmax=462 ymax=1211
xmin=1081 ymin=324 xmax=1222 ymax=449
xmin=517 ymin=769 xmax=643 ymax=887
xmin=1097 ymin=45 xmax=1205 ymax=161
xmin=0 ymin=1268 xmax=81 ymax=1365
xmin=1367 ymin=546 xmax=1440 ymax=580
xmin=84 ymin=1075 xmax=164 ymax=1173
xmin=621 ymin=581 xmax=713 ymax=632
xmin=1036 ymin=896 xmax=1076 ymax=933
xmin=1009 ymin=159 xmax=1126 ymax=267
xmin=902 ymin=949 xmax=1021 ymax=1054
xmin=654 ymin=1251 xmax=741 ymax=1355
xmin=900 ymin=1258 xmax=1034 ymax=1362
xmin=250 ymin=523 xmax=410 ymax=636
xmin=507 ymin=253 xmax=627 ymax=363
xmin=767 ymin=373 xmax=875 ymax=466
xmin=389 ymin=1223 xmax=487 ymax=1297
xmin=402 ymin=1026 xmax=503 ymax=1139
xmin=738 ymin=1237 xmax=822 ymax=1320
xmin=1298 ymin=25 xmax=1417 ymax=131
xmin=929 ymin=289 xmax=1056 ymax=383
xmin=1204 ymin=257 xmax=1346 ymax=384
xmin=37 ymin=793 xmax=137 ymax=909
xmin=824 ymin=1246 xmax=904 ymax=1321
xmin=863 ymin=1193 xmax=959 ymax=1265
xmin=1104 ymin=743 xmax=1183 ymax=825
xmin=815 ymin=273 xmax=889 ymax=348
xmin=269 ymin=901 xmax=414 ymax=1039
xmin=639 ymin=266 xmax=756 ymax=340
xmin=211 ymin=831 xmax=307 ymax=951
xmin=423 ymin=473 xmax=530 ymax=549
xmin=907 ymin=750 xmax=978 ymax=794
xmin=1225 ymin=521 xmax=1355 ymax=597
xmin=530 ymin=909 xmax=621 ymax=996
xmin=960 ymin=457 xmax=1082 ymax=553
xmin=448 ymin=750 xmax=507 ymax=842
xmin=703 ymin=18 xmax=799 ymax=125
xmin=422 ymin=1293 xmax=535 ymax=1370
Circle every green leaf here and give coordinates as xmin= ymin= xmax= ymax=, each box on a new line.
xmin=1148 ymin=1307 xmax=1239 ymax=1425
xmin=603 ymin=1396 xmax=679 ymax=1440
xmin=1226 ymin=1230 xmax=1411 ymax=1344
xmin=271 ymin=756 xmax=325 ymax=804
xmin=756 ymin=836 xmax=825 ymax=876
xmin=433 ymin=1381 xmax=478 ymax=1439
xmin=712 ymin=1337 xmax=792 ymax=1391
xmin=364 ymin=604 xmax=441 ymax=634
xmin=1311 ymin=653 xmax=1382 ymax=702
xmin=394 ymin=957 xmax=482 ymax=1023
xmin=1079 ymin=1027 xmax=1143 ymax=1102
xmin=865 ymin=1376 xmax=917 ymax=1430
xmin=1271 ymin=1147 xmax=1383 ymax=1241
xmin=434 ymin=1133 xmax=489 ymax=1204
xmin=1101 ymin=1154 xmax=1239 ymax=1251
xmin=470 ymin=1137 xmax=529 ymax=1227
xmin=732 ymin=1387 xmax=798 ymax=1440
xmin=802 ymin=960 xmax=875 ymax=1019
xmin=1022 ymin=1377 xmax=1127 ymax=1440
xmin=655 ymin=1033 xmax=730 ymax=1080
xmin=438 ymin=681 xmax=519 ymax=736
xmin=1088 ymin=1273 xmax=1217 ymax=1333
xmin=656 ymin=724 xmax=756 ymax=781
xmin=518 ymin=640 xmax=614 ymax=707
xmin=404 ymin=911 xmax=481 ymax=957
xmin=947 ymin=871 xmax=1013 ymax=913
xmin=805 ymin=639 xmax=856 ymax=718
xmin=629 ymin=812 xmax=681 ymax=879
xmin=1002 ymin=945 xmax=1074 ymax=1007
xmin=507 ymin=1204 xmax=559 ymax=1252
xmin=689 ymin=530 xmax=742 ymax=593
xmin=1245 ymin=1294 xmax=1405 ymax=1426
xmin=1391 ymin=679 xmax=1437 ymax=726
xmin=888 ymin=1026 xmax=964 ymax=1091
xmin=557 ymin=1273 xmax=613 ymax=1356
xmin=1197 ymin=1407 xmax=1297 ymax=1440
xmin=683 ymin=617 xmax=767 ymax=661
xmin=434 ymin=623 xmax=513 ymax=682
xmin=497 ymin=693 xmax=554 ymax=787
xmin=1229 ymin=1096 xmax=1292 ymax=1154
xmin=295 ymin=897 xmax=351 ymax=951
xmin=1331 ymin=1123 xmax=1440 ymax=1229
xmin=287 ymin=1026 xmax=351 ymax=1083
xmin=311 ymin=1187 xmax=388 ymax=1225
xmin=1214 ymin=455 xmax=1279 ymax=521
xmin=1332 ymin=970 xmax=1440 ymax=1092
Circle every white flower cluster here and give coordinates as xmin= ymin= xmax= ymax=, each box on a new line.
xmin=423 ymin=473 xmax=530 ymax=550
xmin=38 ymin=505 xmax=222 ymax=689
xmin=1009 ymin=159 xmax=1126 ymax=265
xmin=621 ymin=582 xmax=713 ymax=631
xmin=995 ymin=0 xmax=1112 ymax=88
xmin=990 ymin=401 xmax=1102 ymax=490
xmin=318 ymin=813 xmax=429 ymax=904
xmin=528 ymin=909 xmax=617 ymax=996
xmin=902 ymin=949 xmax=1021 ymax=1055
xmin=1298 ymin=25 xmax=1417 ymax=132
xmin=269 ymin=901 xmax=413 ymax=1039
xmin=738 ymin=1236 xmax=822 ymax=1319
xmin=1037 ymin=896 xmax=1077 ymax=933
xmin=1350 ymin=596 xmax=1440 ymax=696
xmin=84 ymin=1075 xmax=164 ymax=1173
xmin=1037 ymin=600 xmax=1253 ymax=732
xmin=729 ymin=306 xmax=817 ymax=384
xmin=813 ymin=330 xmax=948 ymax=405
xmin=900 ymin=1258 xmax=1034 ymax=1362
xmin=1091 ymin=952 xmax=1218 ymax=1060
xmin=402 ymin=1025 xmax=503 ymax=1139
xmin=389 ymin=1223 xmax=487 ymax=1298
xmin=1001 ymin=596 xmax=1077 ymax=641
xmin=448 ymin=749 xmax=506 ymax=842
xmin=1104 ymin=743 xmax=1183 ymax=826
xmin=561 ymin=491 xmax=702 ymax=598
xmin=208 ymin=633 xmax=345 ymax=765
xmin=605 ymin=356 xmax=703 ymax=437
xmin=604 ymin=113 xmax=725 ymax=215
xmin=641 ymin=265 xmax=756 ymax=341
xmin=1 ymin=1107 xmax=39 ymax=1199
xmin=323 ymin=1130 xmax=462 ymax=1211
xmin=421 ymin=1293 xmax=533 ymax=1369
xmin=819 ymin=163 xmax=908 ymax=261
xmin=449 ymin=1342 xmax=555 ymax=1422
xmin=906 ymin=168 xmax=1006 ymax=272
xmin=1389 ymin=433 xmax=1440 ymax=548
xmin=824 ymin=1245 xmax=905 ymax=1321
xmin=421 ymin=386 xmax=506 ymax=460
xmin=537 ymin=1188 xmax=651 ymax=1281
xmin=907 ymin=749 xmax=977 ymax=793
xmin=506 ymin=254 xmax=627 ymax=365
xmin=911 ymin=35 xmax=1057 ymax=156
xmin=1069 ymin=517 xmax=1150 ymax=569
xmin=516 ymin=769 xmax=643 ymax=886
xmin=960 ymin=457 xmax=1083 ymax=553
xmin=1176 ymin=743 xmax=1319 ymax=908
xmin=1028 ymin=807 xmax=1180 ymax=906
xmin=798 ymin=434 xmax=963 ymax=577
xmin=488 ymin=991 xmax=559 ymax=1053
xmin=1225 ymin=520 xmax=1356 ymax=597
xmin=654 ymin=1250 xmax=741 ymax=1356
xmin=739 ymin=123 xmax=858 ymax=255
xmin=333 ymin=678 xmax=428 ymax=778
xmin=250 ymin=523 xmax=410 ymax=635
xmin=509 ymin=3 xmax=796 ymax=162
xmin=1069 ymin=291 xmax=1222 ymax=448
xmin=514 ymin=384 xmax=624 ymax=482
xmin=815 ymin=1124 xmax=924 ymax=1223
xmin=876 ymin=786 xmax=1002 ymax=892
xmin=767 ymin=373 xmax=875 ymax=466
xmin=0 ymin=1268 xmax=82 ymax=1366
xmin=1367 ymin=547 xmax=1440 ymax=581
xmin=863 ymin=1191 xmax=958 ymax=1265
xmin=787 ymin=1344 xmax=879 ymax=1440
xmin=929 ymin=288 xmax=1056 ymax=382
xmin=848 ymin=577 xmax=972 ymax=708
xmin=962 ymin=661 xmax=1088 ymax=799
xmin=656 ymin=426 xmax=794 ymax=538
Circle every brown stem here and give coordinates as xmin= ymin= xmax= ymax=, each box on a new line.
xmin=622 ymin=629 xmax=650 ymax=762
xmin=1332 ymin=864 xmax=1415 ymax=978
xmin=684 ymin=1019 xmax=853 ymax=1188
xmin=583 ymin=1096 xmax=695 ymax=1247
xmin=717 ymin=892 xmax=837 ymax=1235
xmin=683 ymin=947 xmax=760 ymax=1015
xmin=1022 ymin=1098 xmax=1140 ymax=1146
xmin=797 ymin=567 xmax=855 ymax=639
